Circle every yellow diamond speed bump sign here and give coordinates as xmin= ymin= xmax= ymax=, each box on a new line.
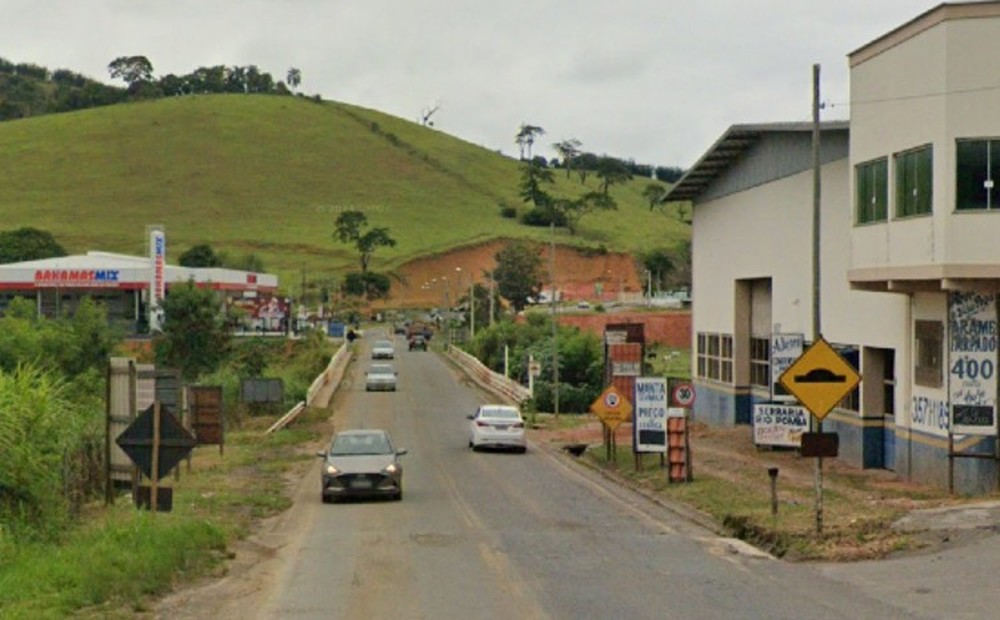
xmin=778 ymin=337 xmax=860 ymax=421
xmin=590 ymin=384 xmax=633 ymax=431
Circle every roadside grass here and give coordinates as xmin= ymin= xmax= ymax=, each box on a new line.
xmin=584 ymin=447 xmax=943 ymax=561
xmin=0 ymin=408 xmax=331 ymax=619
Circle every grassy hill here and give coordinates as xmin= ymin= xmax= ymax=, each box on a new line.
xmin=0 ymin=94 xmax=688 ymax=289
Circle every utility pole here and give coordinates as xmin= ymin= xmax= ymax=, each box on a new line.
xmin=550 ymin=220 xmax=560 ymax=417
xmin=811 ymin=62 xmax=824 ymax=536
xmin=488 ymin=272 xmax=495 ymax=327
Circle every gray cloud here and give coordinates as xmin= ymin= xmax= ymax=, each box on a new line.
xmin=1 ymin=0 xmax=933 ymax=167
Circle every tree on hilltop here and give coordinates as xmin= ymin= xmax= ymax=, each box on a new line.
xmin=286 ymin=67 xmax=301 ymax=92
xmin=108 ymin=56 xmax=154 ymax=90
xmin=552 ymin=138 xmax=582 ymax=179
xmin=515 ymin=124 xmax=545 ymax=160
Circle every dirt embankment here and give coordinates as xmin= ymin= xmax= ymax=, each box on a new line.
xmin=379 ymin=240 xmax=643 ymax=308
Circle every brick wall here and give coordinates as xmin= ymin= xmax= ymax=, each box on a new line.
xmin=557 ymin=311 xmax=691 ymax=348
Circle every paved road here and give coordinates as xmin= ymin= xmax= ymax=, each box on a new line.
xmin=218 ymin=333 xmax=921 ymax=620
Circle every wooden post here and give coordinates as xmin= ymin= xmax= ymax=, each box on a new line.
xmin=151 ymin=401 xmax=161 ymax=515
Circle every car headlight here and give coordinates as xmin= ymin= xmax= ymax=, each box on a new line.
xmin=383 ymin=463 xmax=398 ymax=474
xmin=324 ymin=464 xmax=340 ymax=475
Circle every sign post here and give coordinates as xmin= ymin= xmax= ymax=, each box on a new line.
xmin=779 ymin=336 xmax=860 ymax=534
xmin=590 ymin=385 xmax=633 ymax=462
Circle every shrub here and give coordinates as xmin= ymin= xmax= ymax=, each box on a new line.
xmin=520 ymin=207 xmax=567 ymax=228
xmin=500 ymin=205 xmax=518 ymax=219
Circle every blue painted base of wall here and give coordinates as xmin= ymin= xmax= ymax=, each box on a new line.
xmin=693 ymin=380 xmax=1000 ymax=494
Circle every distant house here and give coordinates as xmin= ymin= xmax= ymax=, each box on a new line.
xmin=666 ymin=2 xmax=1000 ymax=494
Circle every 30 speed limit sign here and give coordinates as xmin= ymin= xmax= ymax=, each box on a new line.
xmin=671 ymin=381 xmax=696 ymax=408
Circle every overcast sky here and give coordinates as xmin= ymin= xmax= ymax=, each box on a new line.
xmin=4 ymin=0 xmax=938 ymax=168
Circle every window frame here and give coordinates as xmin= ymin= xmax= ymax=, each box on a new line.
xmin=955 ymin=138 xmax=1000 ymax=211
xmin=894 ymin=145 xmax=933 ymax=218
xmin=750 ymin=336 xmax=770 ymax=388
xmin=855 ymin=157 xmax=888 ymax=224
xmin=914 ymin=320 xmax=944 ymax=388
xmin=697 ymin=332 xmax=733 ymax=383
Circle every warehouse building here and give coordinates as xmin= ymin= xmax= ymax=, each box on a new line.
xmin=665 ymin=2 xmax=1000 ymax=493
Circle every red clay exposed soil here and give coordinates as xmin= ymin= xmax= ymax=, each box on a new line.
xmin=378 ymin=240 xmax=644 ymax=309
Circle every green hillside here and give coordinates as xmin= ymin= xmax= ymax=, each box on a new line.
xmin=0 ymin=94 xmax=687 ymax=288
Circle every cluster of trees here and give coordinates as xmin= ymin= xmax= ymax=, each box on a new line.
xmin=512 ymin=124 xmax=684 ymax=234
xmin=0 ymin=58 xmax=125 ymax=120
xmin=467 ymin=312 xmax=604 ymax=413
xmin=0 ymin=55 xmax=303 ymax=122
xmin=107 ymin=55 xmax=301 ymax=98
xmin=0 ymin=227 xmax=66 ymax=263
xmin=518 ymin=125 xmax=684 ymax=184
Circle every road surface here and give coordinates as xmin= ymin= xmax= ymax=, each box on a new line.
xmin=159 ymin=333 xmax=935 ymax=619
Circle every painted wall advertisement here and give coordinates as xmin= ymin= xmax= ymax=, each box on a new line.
xmin=752 ymin=403 xmax=809 ymax=447
xmin=771 ymin=333 xmax=804 ymax=402
xmin=949 ymin=292 xmax=998 ymax=436
xmin=634 ymin=377 xmax=667 ymax=453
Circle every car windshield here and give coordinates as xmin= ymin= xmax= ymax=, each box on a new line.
xmin=479 ymin=407 xmax=521 ymax=420
xmin=370 ymin=364 xmax=394 ymax=374
xmin=329 ymin=433 xmax=392 ymax=456
xmin=375 ymin=340 xmax=393 ymax=349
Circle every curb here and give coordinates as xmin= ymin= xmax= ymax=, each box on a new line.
xmin=535 ymin=440 xmax=727 ymax=536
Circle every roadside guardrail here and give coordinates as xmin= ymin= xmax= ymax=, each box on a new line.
xmin=445 ymin=344 xmax=531 ymax=406
xmin=267 ymin=341 xmax=350 ymax=434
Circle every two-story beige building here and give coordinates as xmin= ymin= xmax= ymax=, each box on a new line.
xmin=667 ymin=2 xmax=1000 ymax=493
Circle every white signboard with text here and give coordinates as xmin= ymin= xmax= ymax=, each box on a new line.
xmin=771 ymin=333 xmax=804 ymax=402
xmin=634 ymin=377 xmax=668 ymax=453
xmin=949 ymin=292 xmax=998 ymax=436
xmin=753 ymin=403 xmax=809 ymax=447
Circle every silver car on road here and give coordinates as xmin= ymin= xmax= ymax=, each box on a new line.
xmin=317 ymin=429 xmax=406 ymax=502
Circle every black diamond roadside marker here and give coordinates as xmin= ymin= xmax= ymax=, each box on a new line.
xmin=116 ymin=403 xmax=197 ymax=481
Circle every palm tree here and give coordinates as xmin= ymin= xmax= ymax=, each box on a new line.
xmin=286 ymin=67 xmax=302 ymax=92
xmin=515 ymin=124 xmax=545 ymax=160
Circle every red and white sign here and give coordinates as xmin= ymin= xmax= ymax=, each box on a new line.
xmin=670 ymin=381 xmax=696 ymax=408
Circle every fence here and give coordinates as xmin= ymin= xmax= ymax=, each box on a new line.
xmin=446 ymin=344 xmax=531 ymax=405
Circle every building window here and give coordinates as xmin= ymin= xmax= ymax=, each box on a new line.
xmin=914 ymin=320 xmax=943 ymax=388
xmin=837 ymin=346 xmax=860 ymax=412
xmin=856 ymin=158 xmax=888 ymax=224
xmin=956 ymin=139 xmax=1000 ymax=210
xmin=895 ymin=145 xmax=933 ymax=218
xmin=697 ymin=332 xmax=733 ymax=383
xmin=750 ymin=337 xmax=769 ymax=388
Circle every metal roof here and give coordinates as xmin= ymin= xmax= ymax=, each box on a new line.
xmin=663 ymin=121 xmax=850 ymax=203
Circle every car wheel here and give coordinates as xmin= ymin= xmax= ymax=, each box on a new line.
xmin=517 ymin=446 xmax=527 ymax=454
xmin=394 ymin=490 xmax=403 ymax=501
xmin=321 ymin=494 xmax=331 ymax=504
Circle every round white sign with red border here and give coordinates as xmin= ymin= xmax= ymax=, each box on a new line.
xmin=672 ymin=382 xmax=696 ymax=407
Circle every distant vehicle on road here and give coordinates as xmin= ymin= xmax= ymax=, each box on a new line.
xmin=576 ymin=300 xmax=591 ymax=310
xmin=317 ymin=429 xmax=406 ymax=502
xmin=365 ymin=363 xmax=397 ymax=392
xmin=408 ymin=335 xmax=427 ymax=351
xmin=468 ymin=404 xmax=526 ymax=452
xmin=371 ymin=339 xmax=395 ymax=359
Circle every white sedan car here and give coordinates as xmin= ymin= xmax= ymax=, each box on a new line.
xmin=468 ymin=404 xmax=527 ymax=452
xmin=365 ymin=363 xmax=397 ymax=392
xmin=371 ymin=339 xmax=395 ymax=359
